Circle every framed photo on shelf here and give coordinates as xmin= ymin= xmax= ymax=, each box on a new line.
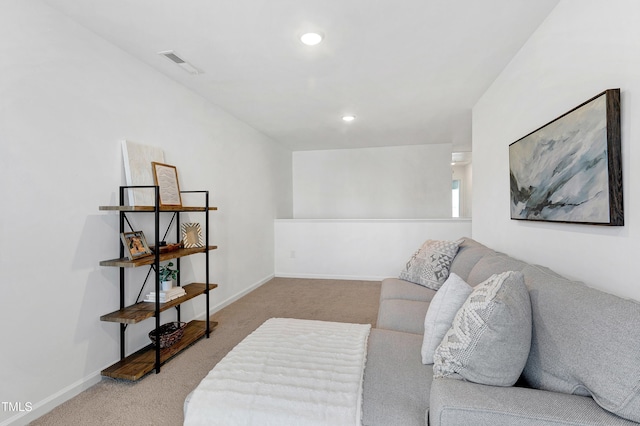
xmin=151 ymin=162 xmax=182 ymax=207
xmin=181 ymin=222 xmax=204 ymax=248
xmin=120 ymin=231 xmax=153 ymax=260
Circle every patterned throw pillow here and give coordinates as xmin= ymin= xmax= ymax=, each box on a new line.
xmin=433 ymin=271 xmax=532 ymax=387
xmin=399 ymin=239 xmax=462 ymax=290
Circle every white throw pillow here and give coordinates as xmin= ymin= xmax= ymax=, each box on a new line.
xmin=399 ymin=239 xmax=462 ymax=290
xmin=421 ymin=273 xmax=473 ymax=364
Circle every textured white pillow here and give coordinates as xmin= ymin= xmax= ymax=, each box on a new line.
xmin=421 ymin=273 xmax=473 ymax=364
xmin=399 ymin=239 xmax=462 ymax=290
xmin=433 ymin=271 xmax=532 ymax=386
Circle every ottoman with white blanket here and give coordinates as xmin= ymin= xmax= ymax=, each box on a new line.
xmin=184 ymin=318 xmax=371 ymax=426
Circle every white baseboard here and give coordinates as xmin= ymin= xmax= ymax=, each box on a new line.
xmin=0 ymin=371 xmax=102 ymax=426
xmin=194 ymin=274 xmax=275 ymax=320
xmin=5 ymin=274 xmax=275 ymax=426
xmin=275 ymin=272 xmax=385 ymax=282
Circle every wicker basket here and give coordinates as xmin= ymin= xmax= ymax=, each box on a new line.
xmin=149 ymin=322 xmax=186 ymax=348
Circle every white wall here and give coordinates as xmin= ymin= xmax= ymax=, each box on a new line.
xmin=275 ymin=219 xmax=472 ymax=280
xmin=473 ymin=0 xmax=640 ymax=301
xmin=293 ymin=144 xmax=452 ymax=218
xmin=452 ymin=163 xmax=472 ymax=218
xmin=0 ymin=1 xmax=291 ymax=424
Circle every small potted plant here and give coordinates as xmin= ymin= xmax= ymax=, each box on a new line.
xmin=158 ymin=261 xmax=179 ymax=291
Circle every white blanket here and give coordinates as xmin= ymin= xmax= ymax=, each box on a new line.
xmin=184 ymin=318 xmax=371 ymax=426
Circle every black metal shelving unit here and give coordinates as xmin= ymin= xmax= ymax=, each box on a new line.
xmin=98 ymin=185 xmax=218 ymax=381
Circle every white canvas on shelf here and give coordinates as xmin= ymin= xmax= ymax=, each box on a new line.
xmin=122 ymin=140 xmax=165 ymax=206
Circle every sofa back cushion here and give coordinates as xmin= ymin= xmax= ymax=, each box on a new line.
xmin=466 ymin=253 xmax=528 ymax=286
xmin=448 ymin=238 xmax=495 ymax=282
xmin=522 ymin=264 xmax=640 ymax=423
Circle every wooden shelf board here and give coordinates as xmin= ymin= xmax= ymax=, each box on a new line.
xmin=99 ymin=205 xmax=217 ymax=212
xmin=100 ymin=283 xmax=218 ymax=324
xmin=100 ymin=246 xmax=217 ymax=267
xmin=101 ymin=320 xmax=218 ymax=381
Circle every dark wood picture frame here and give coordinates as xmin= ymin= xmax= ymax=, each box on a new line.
xmin=509 ymin=88 xmax=623 ymax=226
xmin=120 ymin=231 xmax=153 ymax=260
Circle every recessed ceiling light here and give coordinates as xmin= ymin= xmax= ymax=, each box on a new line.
xmin=342 ymin=115 xmax=356 ymax=122
xmin=300 ymin=32 xmax=323 ymax=46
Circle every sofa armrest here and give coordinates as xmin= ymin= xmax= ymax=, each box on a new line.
xmin=429 ymin=378 xmax=637 ymax=426
xmin=376 ymin=298 xmax=428 ymax=335
xmin=380 ymin=278 xmax=437 ymax=302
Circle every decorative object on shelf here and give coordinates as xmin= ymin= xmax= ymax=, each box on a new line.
xmin=509 ymin=88 xmax=622 ymax=225
xmin=122 ymin=140 xmax=165 ymax=207
xmin=149 ymin=322 xmax=186 ymax=348
xmin=120 ymin=231 xmax=153 ymax=260
xmin=150 ymin=242 xmax=182 ymax=254
xmin=181 ymin=222 xmax=204 ymax=248
xmin=158 ymin=261 xmax=178 ymax=290
xmin=151 ymin=162 xmax=182 ymax=207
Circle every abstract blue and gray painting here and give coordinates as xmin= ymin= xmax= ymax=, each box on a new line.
xmin=509 ymin=94 xmax=610 ymax=223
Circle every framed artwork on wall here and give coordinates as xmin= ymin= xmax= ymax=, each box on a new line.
xmin=509 ymin=88 xmax=622 ymax=226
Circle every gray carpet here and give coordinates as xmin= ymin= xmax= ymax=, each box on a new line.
xmin=30 ymin=277 xmax=381 ymax=426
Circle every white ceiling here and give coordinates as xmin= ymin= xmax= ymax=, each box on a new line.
xmin=43 ymin=0 xmax=559 ymax=152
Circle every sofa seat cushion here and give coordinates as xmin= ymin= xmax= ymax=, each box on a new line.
xmin=362 ymin=328 xmax=432 ymax=426
xmin=430 ymin=378 xmax=639 ymax=426
xmin=376 ymin=299 xmax=429 ymax=335
xmin=433 ymin=271 xmax=532 ymax=387
xmin=380 ymin=277 xmax=437 ymax=302
xmin=522 ymin=264 xmax=640 ymax=423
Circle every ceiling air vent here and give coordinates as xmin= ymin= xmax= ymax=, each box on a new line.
xmin=158 ymin=50 xmax=201 ymax=75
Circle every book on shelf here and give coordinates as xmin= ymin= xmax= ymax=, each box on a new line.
xmin=144 ymin=294 xmax=184 ymax=303
xmin=149 ymin=287 xmax=186 ymax=297
xmin=144 ymin=287 xmax=186 ymax=303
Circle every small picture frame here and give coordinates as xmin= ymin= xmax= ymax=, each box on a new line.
xmin=151 ymin=162 xmax=182 ymax=207
xmin=181 ymin=223 xmax=204 ymax=248
xmin=120 ymin=231 xmax=153 ymax=260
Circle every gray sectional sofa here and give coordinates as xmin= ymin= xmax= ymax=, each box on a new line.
xmin=362 ymin=237 xmax=640 ymax=426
